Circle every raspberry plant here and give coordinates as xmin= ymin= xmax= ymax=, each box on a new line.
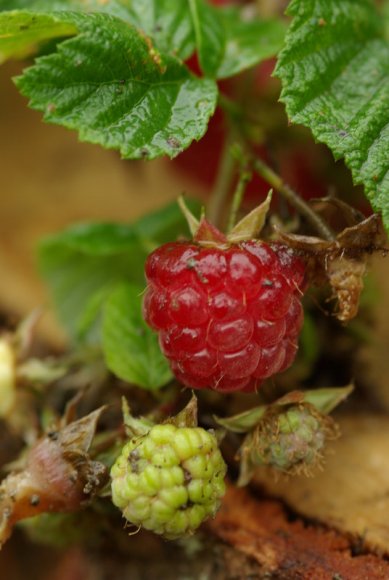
xmin=0 ymin=0 xmax=388 ymax=565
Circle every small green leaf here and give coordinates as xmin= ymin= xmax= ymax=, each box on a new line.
xmin=47 ymin=222 xmax=139 ymax=255
xmin=214 ymin=405 xmax=267 ymax=433
xmin=216 ymin=8 xmax=286 ymax=79
xmin=76 ymin=287 xmax=112 ymax=343
xmin=102 ymin=284 xmax=172 ymax=390
xmin=275 ymin=0 xmax=389 ymax=231
xmin=0 ymin=11 xmax=76 ymax=63
xmin=39 ymin=200 xmax=197 ymax=341
xmin=108 ymin=0 xmax=196 ymax=60
xmin=0 ymin=0 xmax=78 ymax=10
xmin=132 ymin=198 xmax=201 ymax=244
xmin=189 ymin=0 xmax=225 ymax=77
xmin=302 ymin=385 xmax=354 ymax=415
xmin=39 ymin=230 xmax=146 ymax=341
xmin=15 ymin=11 xmax=217 ymax=160
xmin=188 ymin=2 xmax=285 ymax=79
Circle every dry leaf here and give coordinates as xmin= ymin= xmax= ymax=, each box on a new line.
xmin=275 ymin=214 xmax=388 ymax=321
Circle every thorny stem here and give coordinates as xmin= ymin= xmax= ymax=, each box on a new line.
xmin=207 ymin=134 xmax=237 ymax=229
xmin=227 ymin=165 xmax=252 ymax=233
xmin=252 ymin=157 xmax=336 ymax=241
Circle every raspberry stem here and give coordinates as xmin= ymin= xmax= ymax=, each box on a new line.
xmin=207 ymin=134 xmax=237 ymax=229
xmin=218 ymin=92 xmax=336 ymax=242
xmin=252 ymin=157 xmax=336 ymax=242
xmin=227 ymin=159 xmax=252 ymax=233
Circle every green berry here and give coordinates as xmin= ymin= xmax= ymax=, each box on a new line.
xmin=251 ymin=404 xmax=337 ymax=473
xmin=110 ymin=424 xmax=226 ymax=539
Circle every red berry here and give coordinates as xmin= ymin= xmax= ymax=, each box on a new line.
xmin=168 ymin=286 xmax=208 ymax=326
xmin=159 ymin=325 xmax=206 ymax=358
xmin=143 ymin=241 xmax=306 ymax=393
xmin=207 ymin=316 xmax=254 ymax=352
xmin=209 ymin=290 xmax=246 ymax=320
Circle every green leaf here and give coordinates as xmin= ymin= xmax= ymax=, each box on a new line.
xmin=385 ymin=1 xmax=389 ymax=41
xmin=106 ymin=0 xmax=196 ymax=61
xmin=15 ymin=11 xmax=217 ymax=160
xmin=0 ymin=11 xmax=76 ymax=63
xmin=302 ymin=385 xmax=354 ymax=415
xmin=38 ymin=200 xmax=197 ymax=341
xmin=188 ymin=2 xmax=285 ymax=79
xmin=275 ymin=0 xmax=389 ymax=229
xmin=0 ymin=1 xmax=196 ymax=60
xmin=76 ymin=286 xmax=113 ymax=343
xmin=0 ymin=0 xmax=76 ymax=9
xmin=102 ymin=283 xmax=172 ymax=390
xmin=131 ymin=197 xmax=201 ymax=244
xmin=216 ymin=8 xmax=286 ymax=79
xmin=214 ymin=405 xmax=267 ymax=433
xmin=39 ymin=227 xmax=147 ymax=340
xmin=189 ymin=0 xmax=225 ymax=77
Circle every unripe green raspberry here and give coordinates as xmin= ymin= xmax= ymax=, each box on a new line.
xmin=249 ymin=404 xmax=337 ymax=474
xmin=110 ymin=423 xmax=226 ymax=539
xmin=266 ymin=406 xmax=323 ymax=470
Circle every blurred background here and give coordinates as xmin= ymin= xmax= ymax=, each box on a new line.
xmin=0 ymin=61 xmax=205 ymax=347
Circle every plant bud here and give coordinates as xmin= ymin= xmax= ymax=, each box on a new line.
xmin=239 ymin=403 xmax=339 ymax=484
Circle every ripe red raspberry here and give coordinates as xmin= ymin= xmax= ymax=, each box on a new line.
xmin=143 ymin=241 xmax=306 ymax=393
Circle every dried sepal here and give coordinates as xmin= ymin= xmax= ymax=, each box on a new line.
xmin=336 ymin=214 xmax=387 ymax=250
xmin=13 ymin=309 xmax=43 ymax=360
xmin=275 ymin=213 xmax=388 ymax=322
xmin=309 ymin=197 xmax=366 ymax=232
xmin=58 ymin=407 xmax=106 ymax=453
xmin=17 ymin=358 xmax=67 ymax=388
xmin=326 ymin=255 xmax=367 ymax=321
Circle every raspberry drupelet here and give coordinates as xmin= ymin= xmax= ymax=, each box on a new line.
xmin=143 ymin=238 xmax=306 ymax=393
